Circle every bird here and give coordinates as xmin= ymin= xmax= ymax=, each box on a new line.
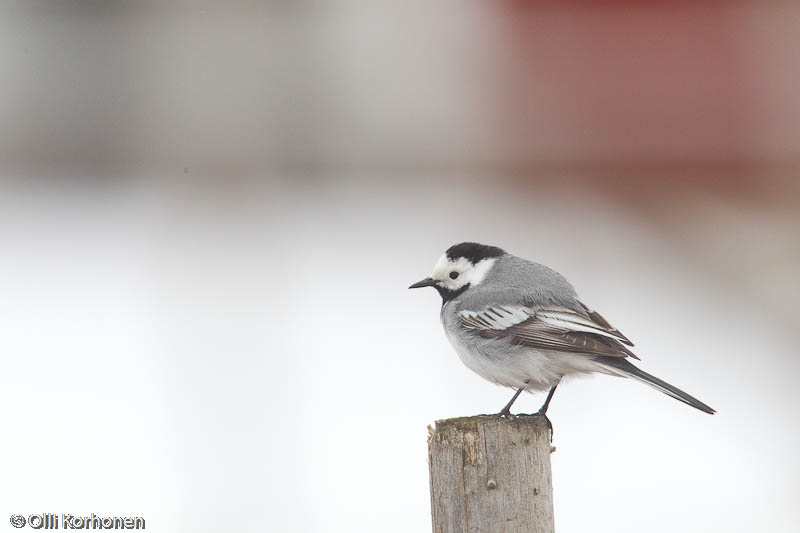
xmin=409 ymin=242 xmax=715 ymax=436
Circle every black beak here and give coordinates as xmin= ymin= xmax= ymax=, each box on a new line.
xmin=409 ymin=277 xmax=437 ymax=289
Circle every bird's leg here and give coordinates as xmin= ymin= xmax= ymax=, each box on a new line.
xmin=535 ymin=382 xmax=559 ymax=442
xmin=497 ymin=386 xmax=526 ymax=418
xmin=537 ymin=382 xmax=559 ymax=415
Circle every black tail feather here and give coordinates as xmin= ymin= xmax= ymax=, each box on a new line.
xmin=596 ymin=357 xmax=716 ymax=414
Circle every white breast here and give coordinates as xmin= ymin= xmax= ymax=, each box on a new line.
xmin=443 ymin=325 xmax=564 ymax=392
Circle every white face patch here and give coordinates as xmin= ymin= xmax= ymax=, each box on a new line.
xmin=429 ymin=254 xmax=497 ymax=292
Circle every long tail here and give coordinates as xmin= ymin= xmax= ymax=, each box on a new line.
xmin=594 ymin=357 xmax=716 ymax=414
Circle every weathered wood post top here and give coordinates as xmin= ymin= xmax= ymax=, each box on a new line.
xmin=428 ymin=415 xmax=555 ymax=533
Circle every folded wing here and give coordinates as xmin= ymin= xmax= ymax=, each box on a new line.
xmin=459 ymin=302 xmax=639 ymax=360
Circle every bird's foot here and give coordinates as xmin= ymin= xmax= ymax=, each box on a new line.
xmin=497 ymin=408 xmax=517 ymax=419
xmin=534 ymin=410 xmax=554 ymax=442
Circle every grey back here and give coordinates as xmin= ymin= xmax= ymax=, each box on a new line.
xmin=452 ymin=253 xmax=582 ymax=312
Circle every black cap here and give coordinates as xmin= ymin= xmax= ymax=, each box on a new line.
xmin=445 ymin=242 xmax=505 ymax=264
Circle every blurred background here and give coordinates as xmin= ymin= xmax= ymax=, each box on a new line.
xmin=1 ymin=1 xmax=798 ymax=532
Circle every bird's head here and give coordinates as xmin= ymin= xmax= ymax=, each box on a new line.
xmin=409 ymin=242 xmax=505 ymax=302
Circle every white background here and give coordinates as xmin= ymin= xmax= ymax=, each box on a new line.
xmin=1 ymin=176 xmax=797 ymax=532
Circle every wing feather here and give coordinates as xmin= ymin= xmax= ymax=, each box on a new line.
xmin=458 ymin=305 xmax=639 ymax=360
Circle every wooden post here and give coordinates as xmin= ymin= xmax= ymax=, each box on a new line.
xmin=428 ymin=415 xmax=555 ymax=533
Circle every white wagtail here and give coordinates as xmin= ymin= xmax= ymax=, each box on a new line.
xmin=410 ymin=242 xmax=715 ymax=434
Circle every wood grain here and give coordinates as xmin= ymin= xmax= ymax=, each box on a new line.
xmin=428 ymin=415 xmax=554 ymax=533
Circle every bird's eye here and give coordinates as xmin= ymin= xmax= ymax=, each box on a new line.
xmin=449 ymin=271 xmax=459 ymax=280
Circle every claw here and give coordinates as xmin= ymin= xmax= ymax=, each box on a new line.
xmin=535 ymin=411 xmax=554 ymax=442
